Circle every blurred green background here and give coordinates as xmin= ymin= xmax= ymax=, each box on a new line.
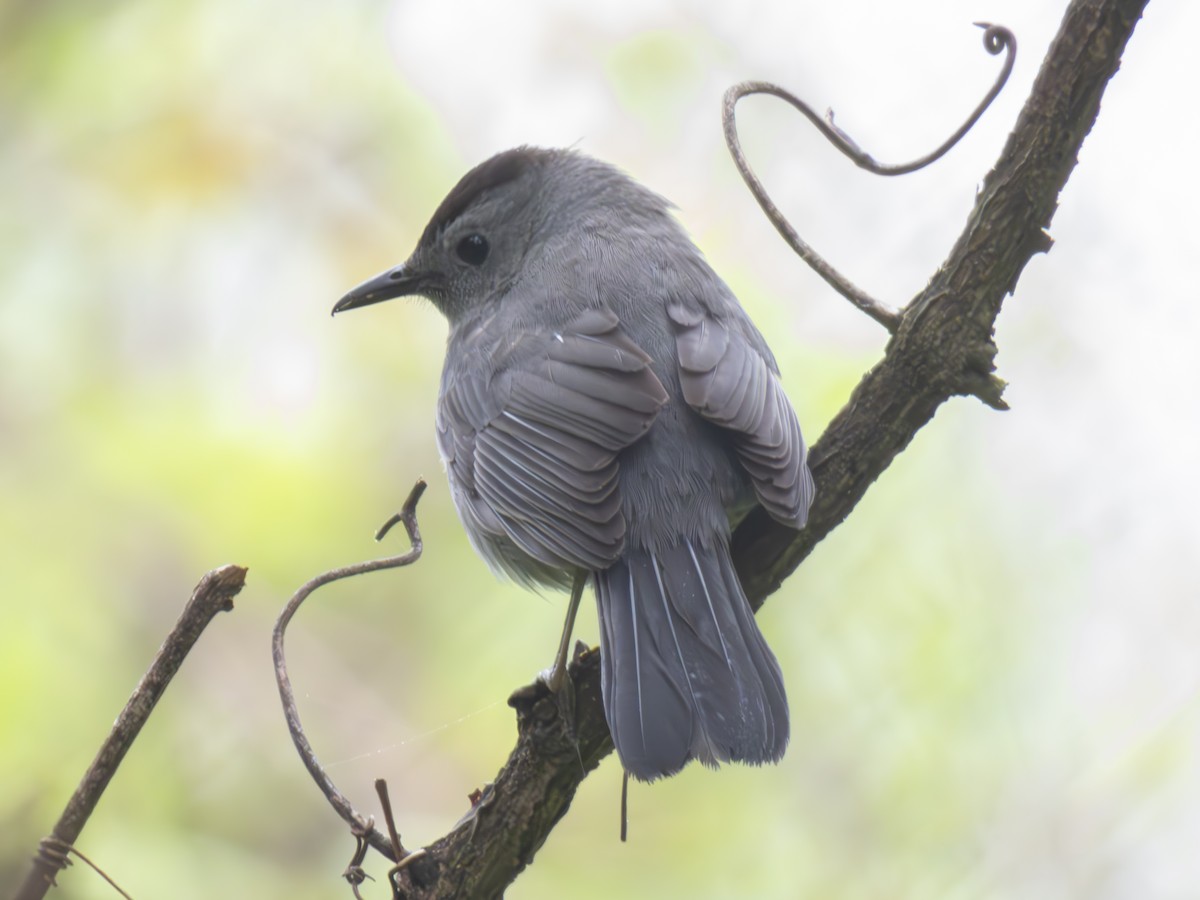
xmin=3 ymin=1 xmax=1198 ymax=897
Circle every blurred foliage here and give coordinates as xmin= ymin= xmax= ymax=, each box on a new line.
xmin=2 ymin=1 xmax=1196 ymax=899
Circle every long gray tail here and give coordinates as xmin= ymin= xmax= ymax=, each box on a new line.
xmin=594 ymin=538 xmax=789 ymax=781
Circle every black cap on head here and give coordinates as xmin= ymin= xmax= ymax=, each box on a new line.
xmin=416 ymin=146 xmax=555 ymax=250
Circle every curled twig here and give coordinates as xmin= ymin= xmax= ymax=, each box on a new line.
xmin=344 ymin=817 xmax=377 ymax=899
xmin=723 ymin=23 xmax=1016 ymax=332
xmin=31 ymin=839 xmax=134 ymax=900
xmin=272 ymin=478 xmax=427 ymax=864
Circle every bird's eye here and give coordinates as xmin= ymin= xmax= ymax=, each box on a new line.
xmin=455 ymin=233 xmax=489 ymax=265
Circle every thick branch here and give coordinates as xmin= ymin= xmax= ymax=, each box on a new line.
xmin=382 ymin=1 xmax=1148 ymax=895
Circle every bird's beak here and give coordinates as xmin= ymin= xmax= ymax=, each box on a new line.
xmin=331 ymin=265 xmax=434 ymax=315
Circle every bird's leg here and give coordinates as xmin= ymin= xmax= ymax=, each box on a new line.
xmin=546 ymin=570 xmax=587 ymax=694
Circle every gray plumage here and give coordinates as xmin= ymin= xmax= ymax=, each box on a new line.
xmin=334 ymin=147 xmax=814 ymax=781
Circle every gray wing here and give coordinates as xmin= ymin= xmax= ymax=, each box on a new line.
xmin=437 ymin=308 xmax=669 ymax=578
xmin=667 ymin=302 xmax=814 ymax=527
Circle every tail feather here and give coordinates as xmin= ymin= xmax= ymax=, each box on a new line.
xmin=594 ymin=538 xmax=789 ymax=781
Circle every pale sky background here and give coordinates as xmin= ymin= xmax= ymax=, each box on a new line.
xmin=3 ymin=1 xmax=1198 ymax=897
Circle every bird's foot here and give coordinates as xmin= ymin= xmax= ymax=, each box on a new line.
xmin=537 ymin=658 xmax=577 ymax=736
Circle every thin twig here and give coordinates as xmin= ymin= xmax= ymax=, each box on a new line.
xmin=34 ymin=840 xmax=135 ymax=900
xmin=272 ymin=478 xmax=427 ymax=864
xmin=375 ymin=779 xmax=407 ymax=862
xmin=722 ymin=24 xmax=1016 ymax=332
xmin=344 ymin=818 xmax=376 ymax=898
xmin=13 ymin=565 xmax=245 ymax=900
xmin=619 ymin=771 xmax=629 ymax=843
xmin=375 ymin=780 xmax=416 ymax=900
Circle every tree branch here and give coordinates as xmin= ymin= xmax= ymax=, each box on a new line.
xmin=330 ymin=1 xmax=1151 ymax=896
xmin=13 ymin=565 xmax=245 ymax=900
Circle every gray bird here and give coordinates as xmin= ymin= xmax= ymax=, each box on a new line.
xmin=333 ymin=147 xmax=813 ymax=781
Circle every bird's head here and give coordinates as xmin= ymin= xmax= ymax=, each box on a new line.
xmin=332 ymin=146 xmax=672 ymax=324
xmin=333 ymin=146 xmax=556 ymax=323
